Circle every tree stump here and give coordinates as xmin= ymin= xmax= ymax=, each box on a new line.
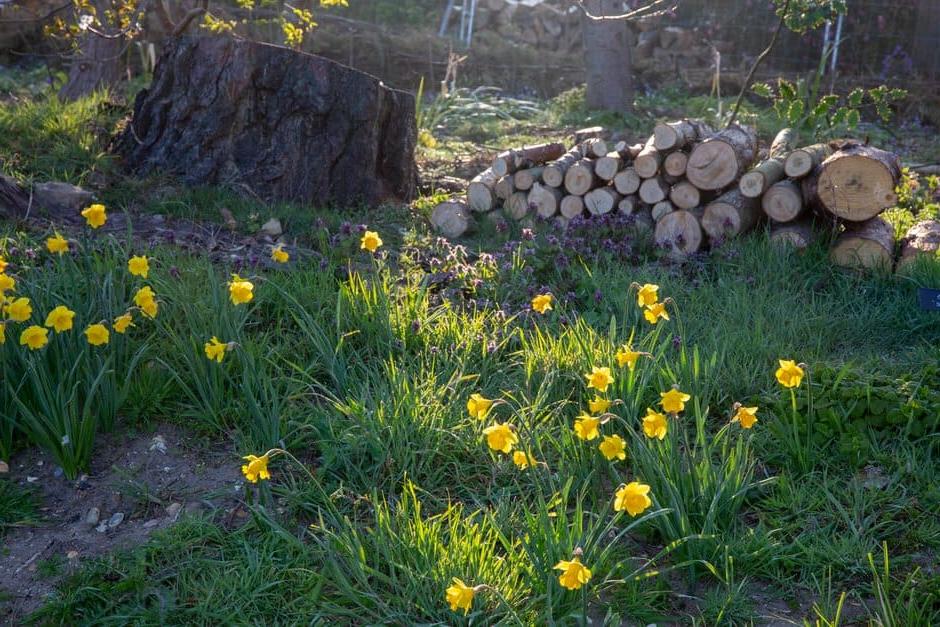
xmin=119 ymin=36 xmax=417 ymax=207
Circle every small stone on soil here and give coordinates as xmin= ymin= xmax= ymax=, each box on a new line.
xmin=84 ymin=507 xmax=100 ymax=526
xmin=165 ymin=502 xmax=182 ymax=520
xmin=107 ymin=512 xmax=125 ymax=530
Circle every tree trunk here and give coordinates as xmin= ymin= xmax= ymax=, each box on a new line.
xmin=815 ymin=144 xmax=901 ymax=222
xmin=528 ymin=182 xmax=563 ymax=218
xmin=543 ymin=148 xmax=584 ymax=187
xmin=686 ymin=124 xmax=758 ymax=190
xmin=761 ymin=179 xmax=804 ymax=222
xmin=430 ymin=201 xmax=475 ymax=239
xmin=669 ymin=180 xmax=701 ymax=210
xmin=560 ymin=194 xmax=585 ymax=219
xmin=830 ymin=217 xmax=895 ymax=270
xmin=702 ymin=189 xmax=761 ymax=240
xmin=739 ymin=158 xmax=785 ymax=198
xmin=492 ymin=142 xmax=566 ymax=177
xmin=584 ymin=186 xmax=621 ymax=215
xmin=770 ymin=219 xmax=816 ymax=249
xmin=564 ymin=159 xmax=599 ymax=195
xmin=582 ymin=0 xmax=635 ymax=113
xmin=655 ymin=209 xmax=705 ymax=259
xmin=468 ymin=168 xmax=499 ymax=212
xmin=784 ymin=143 xmax=832 ymax=178
xmin=0 ymin=174 xmax=30 ymax=219
xmin=59 ymin=9 xmax=125 ymax=102
xmin=913 ymin=1 xmax=940 ymax=79
xmin=613 ymin=167 xmax=641 ymax=195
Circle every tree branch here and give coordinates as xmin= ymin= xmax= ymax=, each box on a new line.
xmin=171 ymin=0 xmax=208 ymax=36
xmin=575 ymin=0 xmax=677 ymax=22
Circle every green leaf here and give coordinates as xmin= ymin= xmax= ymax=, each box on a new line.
xmin=778 ymin=79 xmax=797 ymax=101
xmin=787 ymin=99 xmax=805 ymax=124
xmin=751 ymin=82 xmax=773 ymax=98
xmin=846 ymin=109 xmax=860 ymax=129
xmin=848 ymin=88 xmax=865 ymax=107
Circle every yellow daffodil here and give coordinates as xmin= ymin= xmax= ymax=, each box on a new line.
xmin=113 ymin=313 xmax=134 ymax=334
xmin=84 ymin=323 xmax=109 ymax=346
xmin=134 ymin=286 xmax=159 ymax=318
xmin=141 ymin=299 xmax=158 ymax=318
xmin=733 ymin=405 xmax=758 ymax=429
xmin=636 ymin=283 xmax=659 ymax=307
xmin=4 ymin=297 xmax=31 ymax=322
xmin=46 ymin=233 xmax=69 ymax=255
xmin=776 ymin=360 xmax=804 ymax=388
xmin=585 ymin=366 xmax=614 ymax=393
xmin=228 ymin=274 xmax=254 ymax=305
xmin=660 ymin=388 xmax=691 ymax=414
xmin=573 ymin=413 xmax=601 ymax=441
xmin=0 ymin=273 xmax=14 ymax=293
xmin=204 ymin=336 xmax=228 ymax=363
xmin=643 ymin=301 xmax=669 ymax=325
xmin=466 ymin=393 xmax=493 ymax=420
xmin=483 ymin=422 xmax=518 ymax=453
xmin=445 ymin=577 xmax=475 ymax=614
xmin=241 ymin=453 xmax=271 ymax=483
xmin=44 ymin=305 xmax=76 ymax=333
xmin=20 ymin=325 xmax=48 ymax=350
xmin=614 ymin=481 xmax=652 ymax=516
xmin=512 ymin=450 xmax=537 ymax=470
xmin=272 ymin=245 xmax=289 ymax=264
xmin=642 ymin=408 xmax=668 ymax=440
xmin=81 ymin=203 xmax=107 ymax=229
xmin=554 ymin=555 xmax=592 ymax=591
xmin=128 ymin=255 xmax=150 ymax=278
xmin=615 ymin=345 xmax=642 ymax=370
xmin=588 ymin=396 xmax=611 ymax=415
xmin=531 ymin=293 xmax=553 ymax=314
xmin=598 ymin=434 xmax=627 ymax=461
xmin=360 ymin=230 xmax=382 ymax=253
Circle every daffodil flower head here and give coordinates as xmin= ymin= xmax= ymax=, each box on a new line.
xmin=84 ymin=323 xmax=110 ymax=346
xmin=585 ymin=366 xmax=614 ymax=393
xmin=598 ymin=434 xmax=627 ymax=461
xmin=81 ymin=203 xmax=107 ymax=229
xmin=128 ymin=255 xmax=150 ymax=278
xmin=4 ymin=297 xmax=32 ymax=322
xmin=660 ymin=387 xmax=691 ymax=414
xmin=44 ymin=305 xmax=76 ymax=333
xmin=360 ymin=230 xmax=383 ymax=253
xmin=20 ymin=325 xmax=48 ymax=350
xmin=587 ymin=396 xmax=611 ymax=414
xmin=46 ymin=233 xmax=69 ymax=255
xmin=776 ymin=359 xmax=804 ymax=388
xmin=482 ymin=422 xmax=518 ymax=453
xmin=642 ymin=408 xmax=668 ymax=440
xmin=241 ymin=453 xmax=271 ymax=483
xmin=554 ymin=553 xmax=592 ymax=591
xmin=445 ymin=577 xmax=475 ymax=614
xmin=228 ymin=274 xmax=255 ymax=306
xmin=466 ymin=393 xmax=494 ymax=420
xmin=636 ymin=283 xmax=659 ymax=307
xmin=732 ymin=405 xmax=758 ymax=429
xmin=573 ymin=413 xmax=601 ymax=441
xmin=614 ymin=481 xmax=652 ymax=516
xmin=272 ymin=245 xmax=289 ymax=264
xmin=531 ymin=293 xmax=553 ymax=314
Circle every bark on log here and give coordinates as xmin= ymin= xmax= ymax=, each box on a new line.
xmin=663 ymin=151 xmax=689 ymax=177
xmin=638 ymin=176 xmax=669 ymax=204
xmin=669 ymin=180 xmax=700 ymax=210
xmin=59 ymin=18 xmax=125 ymax=101
xmin=613 ymin=167 xmax=641 ymax=195
xmin=580 ymin=137 xmax=609 ymax=159
xmin=634 ymin=137 xmax=662 ymax=179
xmin=430 ymin=201 xmax=475 ymax=239
xmin=492 ymin=142 xmax=566 ymax=177
xmin=468 ymin=169 xmax=499 ymax=212
xmin=506 ymin=191 xmax=530 ymax=220
xmin=528 ymin=182 xmax=563 ymax=218
xmin=770 ymin=219 xmax=816 ymax=249
xmin=655 ymin=209 xmax=705 ymax=259
xmin=702 ymin=189 xmax=761 ymax=240
xmin=120 ymin=37 xmax=417 ymax=207
xmin=816 ymin=145 xmax=902 ymax=222
xmin=543 ymin=148 xmax=583 ymax=187
xmin=617 ymin=195 xmax=638 ymax=215
xmin=514 ymin=167 xmax=545 ymax=191
xmin=564 ymin=159 xmax=599 ymax=195
xmin=830 ymin=216 xmax=896 ymax=270
xmin=560 ymin=194 xmax=585 ymax=219
xmin=0 ymin=174 xmax=30 ymax=219
xmin=739 ymin=158 xmax=785 ymax=198
xmin=761 ymin=179 xmax=804 ymax=222
xmin=769 ymin=127 xmax=797 ymax=159
xmin=573 ymin=126 xmax=609 ymax=144
xmin=784 ymin=143 xmax=832 ymax=178
xmin=594 ymin=152 xmax=623 ymax=181
xmin=686 ymin=124 xmax=758 ymax=190
xmin=651 ymin=200 xmax=675 ymax=222
xmin=653 ymin=119 xmax=711 ymax=151
xmin=495 ymin=175 xmax=515 ymax=201
xmin=584 ymin=186 xmax=622 ymax=216
xmin=897 ymin=220 xmax=940 ymax=272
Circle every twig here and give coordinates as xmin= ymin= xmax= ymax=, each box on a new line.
xmin=726 ymin=0 xmax=791 ymax=128
xmin=171 ymin=0 xmax=208 ymax=37
xmin=574 ymin=0 xmax=677 ymax=22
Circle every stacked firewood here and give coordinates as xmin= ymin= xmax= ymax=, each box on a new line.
xmin=432 ymin=120 xmax=938 ymax=271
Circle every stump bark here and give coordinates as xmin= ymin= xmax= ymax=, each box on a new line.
xmin=120 ymin=36 xmax=417 ymax=207
xmin=830 ymin=217 xmax=896 ymax=270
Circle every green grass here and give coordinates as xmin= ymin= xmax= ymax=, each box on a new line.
xmin=0 ymin=479 xmax=39 ymax=539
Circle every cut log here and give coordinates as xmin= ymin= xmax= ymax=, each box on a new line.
xmin=663 ymin=151 xmax=689 ymax=177
xmin=830 ymin=216 xmax=895 ymax=270
xmin=468 ymin=168 xmax=499 ymax=212
xmin=514 ymin=166 xmax=545 ymax=191
xmin=0 ymin=174 xmax=30 ymax=219
xmin=669 ymin=180 xmax=701 ymax=210
xmin=652 ymin=119 xmax=711 ymax=151
xmin=564 ymin=159 xmax=599 ymax=196
xmin=560 ymin=195 xmax=586 ymax=219
xmin=634 ymin=137 xmax=662 ymax=179
xmin=816 ymin=145 xmax=902 ymax=222
xmin=651 ymin=200 xmax=675 ymax=221
xmin=528 ymin=182 xmax=563 ymax=218
xmin=617 ymin=195 xmax=638 ymax=215
xmin=505 ymin=191 xmax=530 ymax=220
xmin=120 ymin=36 xmax=418 ymax=207
xmin=581 ymin=137 xmax=609 ymax=159
xmin=543 ymin=148 xmax=583 ymax=187
xmin=495 ymin=175 xmax=515 ymax=201
xmin=702 ymin=189 xmax=761 ymax=240
xmin=761 ymin=179 xmax=804 ymax=222
xmin=784 ymin=143 xmax=832 ymax=178
xmin=613 ymin=167 xmax=642 ymax=195
xmin=430 ymin=201 xmax=475 ymax=239
xmin=739 ymin=158 xmax=785 ymax=198
xmin=686 ymin=124 xmax=758 ymax=190
xmin=492 ymin=142 xmax=567 ymax=177
xmin=584 ymin=187 xmax=622 ymax=216
xmin=573 ymin=126 xmax=609 ymax=144
xmin=769 ymin=127 xmax=797 ymax=159
xmin=632 ymin=208 xmax=655 ymax=234
xmin=897 ymin=220 xmax=940 ymax=272
xmin=770 ymin=219 xmax=816 ymax=249
xmin=655 ymin=209 xmax=705 ymax=259
xmin=613 ymin=141 xmax=643 ymax=160
xmin=638 ymin=176 xmax=669 ymax=204
xmin=595 ymin=152 xmax=624 ymax=181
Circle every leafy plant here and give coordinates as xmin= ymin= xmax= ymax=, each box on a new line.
xmin=867 ymin=543 xmax=940 ymax=626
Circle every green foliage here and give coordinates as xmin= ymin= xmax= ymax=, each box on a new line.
xmin=775 ymin=0 xmax=847 ymax=33
xmin=0 ymin=479 xmax=39 ymax=538
xmin=868 ymin=543 xmax=940 ymax=626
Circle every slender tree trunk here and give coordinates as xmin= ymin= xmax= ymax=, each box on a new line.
xmin=59 ymin=2 xmax=126 ymax=101
xmin=581 ymin=0 xmax=634 ymax=113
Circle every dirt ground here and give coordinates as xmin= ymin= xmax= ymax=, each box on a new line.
xmin=0 ymin=424 xmax=243 ymax=622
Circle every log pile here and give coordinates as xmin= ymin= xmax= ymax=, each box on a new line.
xmin=433 ymin=120 xmax=919 ymax=272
